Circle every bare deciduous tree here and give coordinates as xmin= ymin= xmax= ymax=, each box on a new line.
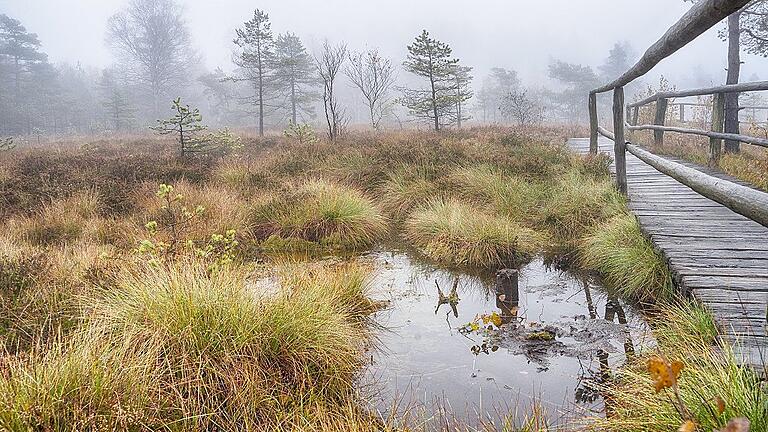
xmin=315 ymin=40 xmax=347 ymax=140
xmin=345 ymin=49 xmax=396 ymax=130
xmin=106 ymin=0 xmax=196 ymax=120
xmin=500 ymin=88 xmax=544 ymax=126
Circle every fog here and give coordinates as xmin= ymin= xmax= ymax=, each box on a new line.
xmin=2 ymin=0 xmax=768 ymax=135
xmin=4 ymin=0 xmax=766 ymax=85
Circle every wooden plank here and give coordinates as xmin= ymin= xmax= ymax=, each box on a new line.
xmin=568 ymin=136 xmax=768 ymax=369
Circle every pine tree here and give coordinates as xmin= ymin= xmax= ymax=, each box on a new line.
xmin=451 ymin=64 xmax=473 ymax=128
xmin=0 ymin=14 xmax=49 ymax=134
xmin=233 ymin=9 xmax=274 ymax=136
xmin=98 ymin=69 xmax=135 ymax=132
xmin=401 ymin=30 xmax=467 ymax=131
xmin=151 ymin=97 xmax=208 ymax=156
xmin=273 ymin=32 xmax=316 ymax=125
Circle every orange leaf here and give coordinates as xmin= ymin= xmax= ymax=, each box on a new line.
xmin=678 ymin=420 xmax=697 ymax=432
xmin=715 ymin=396 xmax=726 ymax=415
xmin=647 ymin=356 xmax=684 ymax=393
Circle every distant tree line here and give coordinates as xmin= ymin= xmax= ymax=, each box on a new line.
xmin=6 ymin=0 xmax=762 ymax=140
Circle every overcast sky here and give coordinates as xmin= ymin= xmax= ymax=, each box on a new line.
xmin=2 ymin=0 xmax=767 ymax=88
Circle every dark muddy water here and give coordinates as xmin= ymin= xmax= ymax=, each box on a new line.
xmin=362 ymin=250 xmax=653 ymax=424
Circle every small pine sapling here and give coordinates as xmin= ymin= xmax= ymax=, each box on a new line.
xmin=283 ymin=121 xmax=319 ymax=145
xmin=151 ymin=97 xmax=209 ymax=156
xmin=0 ymin=136 xmax=14 ymax=151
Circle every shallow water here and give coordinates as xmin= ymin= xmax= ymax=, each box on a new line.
xmin=362 ymin=249 xmax=653 ymax=425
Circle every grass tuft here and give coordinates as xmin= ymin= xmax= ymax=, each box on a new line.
xmin=591 ymin=301 xmax=767 ymax=432
xmin=405 ymin=198 xmax=547 ymax=269
xmin=580 ymin=214 xmax=674 ymax=303
xmin=250 ymin=179 xmax=388 ymax=250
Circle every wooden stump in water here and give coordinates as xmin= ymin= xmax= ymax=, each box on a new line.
xmin=496 ymin=269 xmax=519 ymax=325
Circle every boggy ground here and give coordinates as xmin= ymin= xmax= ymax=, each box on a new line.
xmin=0 ymin=127 xmax=763 ymax=431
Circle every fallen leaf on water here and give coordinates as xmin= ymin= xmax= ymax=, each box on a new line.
xmin=647 ymin=356 xmax=684 ymax=393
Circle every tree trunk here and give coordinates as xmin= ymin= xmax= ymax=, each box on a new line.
xmin=258 ymin=72 xmax=264 ymax=137
xmin=430 ymin=75 xmax=439 ymax=131
xmin=724 ymin=12 xmax=741 ymax=153
xmin=290 ymin=76 xmax=297 ymax=125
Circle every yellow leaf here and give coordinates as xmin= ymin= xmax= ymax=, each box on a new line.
xmin=489 ymin=312 xmax=502 ymax=327
xmin=678 ymin=420 xmax=697 ymax=432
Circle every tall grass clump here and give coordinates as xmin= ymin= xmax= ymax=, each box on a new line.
xmin=448 ymin=164 xmax=544 ymax=220
xmin=0 ymin=259 xmax=378 ymax=430
xmin=590 ymin=302 xmax=767 ymax=432
xmin=378 ymin=164 xmax=442 ymax=219
xmin=250 ymin=179 xmax=388 ymax=251
xmin=720 ymin=152 xmax=768 ymax=191
xmin=405 ymin=199 xmax=546 ymax=269
xmin=540 ymin=169 xmax=625 ymax=241
xmin=0 ymin=334 xmax=165 ymax=430
xmin=17 ymin=191 xmax=102 ymax=246
xmin=580 ymin=214 xmax=674 ymax=303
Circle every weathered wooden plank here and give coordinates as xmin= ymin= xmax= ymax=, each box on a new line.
xmin=626 ymin=144 xmax=768 ymax=226
xmin=569 ymin=137 xmax=768 ymax=369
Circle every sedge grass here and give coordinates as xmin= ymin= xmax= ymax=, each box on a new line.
xmin=590 ymin=301 xmax=767 ymax=432
xmin=405 ymin=198 xmax=547 ymax=269
xmin=250 ymin=179 xmax=388 ymax=251
xmin=580 ymin=214 xmax=674 ymax=303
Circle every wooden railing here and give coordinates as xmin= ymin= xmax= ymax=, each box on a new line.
xmin=588 ymin=0 xmax=768 ymax=227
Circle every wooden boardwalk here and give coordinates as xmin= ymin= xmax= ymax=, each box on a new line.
xmin=569 ymin=137 xmax=767 ymax=368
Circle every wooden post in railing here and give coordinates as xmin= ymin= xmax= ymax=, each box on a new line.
xmin=589 ymin=92 xmax=598 ymax=154
xmin=614 ymin=86 xmax=627 ymax=194
xmin=710 ymin=92 xmax=725 ymax=167
xmin=632 ymin=106 xmax=639 ymax=126
xmin=654 ymin=98 xmax=668 ymax=147
xmin=679 ymin=104 xmax=685 ymax=123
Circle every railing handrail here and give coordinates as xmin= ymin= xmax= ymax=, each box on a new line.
xmin=626 ymin=123 xmax=768 ymax=148
xmin=587 ymin=0 xmax=768 ymax=228
xmin=590 ymin=0 xmax=750 ymax=95
xmin=629 ymin=81 xmax=768 ymax=108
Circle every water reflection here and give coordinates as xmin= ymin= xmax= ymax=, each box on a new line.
xmin=434 ymin=278 xmax=460 ymax=318
xmin=365 ymin=251 xmax=652 ymax=425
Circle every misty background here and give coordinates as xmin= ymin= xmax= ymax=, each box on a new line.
xmin=1 ymin=0 xmax=767 ymax=135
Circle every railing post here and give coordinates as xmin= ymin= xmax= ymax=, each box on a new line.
xmin=709 ymin=92 xmax=725 ymax=167
xmin=632 ymin=106 xmax=639 ymax=126
xmin=589 ymin=92 xmax=598 ymax=154
xmin=614 ymin=86 xmax=627 ymax=194
xmin=679 ymin=103 xmax=685 ymax=123
xmin=654 ymin=98 xmax=668 ymax=147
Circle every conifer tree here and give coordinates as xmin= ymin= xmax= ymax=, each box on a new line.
xmin=273 ymin=32 xmax=316 ymax=125
xmin=451 ymin=64 xmax=473 ymax=128
xmin=401 ymin=30 xmax=469 ymax=131
xmin=151 ymin=97 xmax=208 ymax=156
xmin=233 ymin=9 xmax=274 ymax=136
